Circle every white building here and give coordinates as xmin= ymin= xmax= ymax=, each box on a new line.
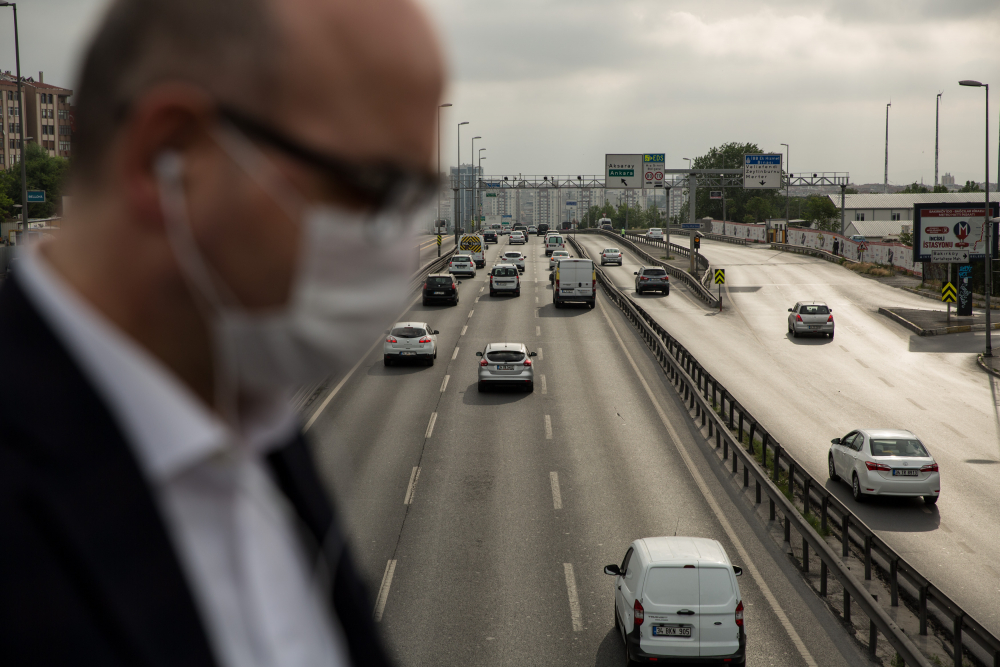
xmin=825 ymin=192 xmax=1000 ymax=238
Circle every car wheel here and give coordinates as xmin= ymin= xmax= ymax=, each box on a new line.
xmin=490 ymin=290 xmax=497 ymax=297
xmin=515 ymin=291 xmax=521 ymax=297
xmin=791 ymin=327 xmax=798 ymax=338
xmin=383 ymin=357 xmax=393 ymax=367
xmin=828 ymin=455 xmax=839 ymax=482
xmin=852 ymin=474 xmax=865 ymax=502
xmin=477 ymin=381 xmax=486 ymax=393
xmin=829 ymin=331 xmax=835 ymax=339
xmin=427 ymin=356 xmax=434 ymax=366
xmin=588 ymin=300 xmax=595 ymax=309
xmin=924 ymin=495 xmax=939 ymax=505
xmin=554 ymin=299 xmax=562 ymax=309
xmin=452 ymin=296 xmax=459 ymax=306
xmin=526 ymin=381 xmax=534 ymax=393
xmin=422 ymin=298 xmax=429 ymax=306
xmin=664 ymin=286 xmax=670 ymax=295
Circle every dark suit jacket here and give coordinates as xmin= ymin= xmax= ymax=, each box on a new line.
xmin=0 ymin=275 xmax=393 ymax=667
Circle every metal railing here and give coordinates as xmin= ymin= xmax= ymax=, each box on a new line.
xmin=571 ymin=235 xmax=1000 ymax=667
xmin=667 ymin=226 xmax=752 ymax=246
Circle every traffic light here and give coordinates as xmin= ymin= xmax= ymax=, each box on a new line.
xmin=693 ymin=235 xmax=701 ymax=250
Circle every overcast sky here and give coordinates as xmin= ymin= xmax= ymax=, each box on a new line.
xmin=3 ymin=0 xmax=998 ymax=186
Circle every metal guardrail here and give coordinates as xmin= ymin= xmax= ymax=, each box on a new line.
xmin=667 ymin=227 xmax=752 ymax=246
xmin=579 ymin=229 xmax=720 ymax=308
xmin=621 ymin=231 xmax=710 ymax=271
xmin=408 ymin=246 xmax=457 ymax=293
xmin=770 ymin=242 xmax=843 ymax=265
xmin=571 ymin=235 xmax=1000 ymax=667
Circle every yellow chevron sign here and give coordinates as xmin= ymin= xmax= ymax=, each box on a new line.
xmin=714 ymin=269 xmax=726 ymax=285
xmin=941 ymin=282 xmax=957 ymax=303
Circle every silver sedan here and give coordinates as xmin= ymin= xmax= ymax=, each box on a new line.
xmin=788 ymin=301 xmax=834 ymax=338
xmin=476 ymin=342 xmax=537 ymax=392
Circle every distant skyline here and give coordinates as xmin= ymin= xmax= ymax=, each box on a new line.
xmin=2 ymin=0 xmax=998 ymax=186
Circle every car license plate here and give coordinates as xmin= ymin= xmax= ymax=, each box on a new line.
xmin=653 ymin=626 xmax=691 ymax=637
xmin=433 ymin=291 xmax=445 ymax=295
xmin=809 ymin=325 xmax=820 ymax=329
xmin=401 ymin=352 xmax=415 ymax=356
xmin=893 ymin=469 xmax=919 ymax=476
xmin=497 ymin=365 xmax=514 ymax=370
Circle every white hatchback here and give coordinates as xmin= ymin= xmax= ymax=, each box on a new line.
xmin=502 ymin=250 xmax=525 ymax=272
xmin=549 ymin=250 xmax=571 ymax=270
xmin=646 ymin=228 xmax=664 ymax=241
xmin=605 ymin=536 xmax=745 ymax=665
xmin=509 ymin=231 xmax=526 ymax=245
xmin=829 ymin=429 xmax=940 ymax=504
xmin=383 ymin=321 xmax=438 ymax=366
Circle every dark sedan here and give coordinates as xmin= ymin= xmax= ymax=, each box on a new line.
xmin=423 ymin=273 xmax=460 ymax=306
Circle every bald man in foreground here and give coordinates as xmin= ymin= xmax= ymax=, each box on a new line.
xmin=0 ymin=0 xmax=443 ymax=665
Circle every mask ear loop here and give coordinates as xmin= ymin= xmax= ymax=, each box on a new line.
xmin=155 ymin=151 xmax=240 ymax=424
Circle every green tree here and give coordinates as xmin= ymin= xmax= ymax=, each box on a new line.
xmin=959 ymin=180 xmax=982 ymax=193
xmin=932 ymin=184 xmax=949 ymax=193
xmin=745 ymin=196 xmax=774 ymax=223
xmin=688 ymin=142 xmax=782 ymax=223
xmin=2 ymin=142 xmax=70 ymax=220
xmin=845 ymin=188 xmax=859 ymax=195
xmin=901 ymin=182 xmax=930 ymax=194
xmin=803 ymin=195 xmax=840 ymax=231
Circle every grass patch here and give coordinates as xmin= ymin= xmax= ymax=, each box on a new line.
xmin=844 ymin=261 xmax=894 ymax=278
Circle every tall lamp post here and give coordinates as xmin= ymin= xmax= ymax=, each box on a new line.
xmin=781 ymin=143 xmax=790 ymax=223
xmin=0 ymin=2 xmax=29 ymax=244
xmin=884 ymin=102 xmax=891 ymax=193
xmin=436 ymin=103 xmax=452 ymax=256
xmin=470 ymin=136 xmax=481 ymax=233
xmin=456 ymin=121 xmax=468 ymax=246
xmin=958 ymin=79 xmax=992 ymax=357
xmin=477 ymin=148 xmax=486 ymax=230
xmin=935 ymin=93 xmax=942 ymax=188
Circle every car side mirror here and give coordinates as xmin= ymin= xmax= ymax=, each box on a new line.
xmin=831 ymin=438 xmax=841 ymax=445
xmin=475 ymin=351 xmax=483 ymax=357
xmin=633 ymin=272 xmax=638 ymax=275
xmin=733 ymin=566 xmax=743 ymax=577
xmin=603 ymin=564 xmax=621 ymax=576
xmin=529 ymin=351 xmax=537 ymax=357
xmin=433 ymin=330 xmax=440 ymax=335
xmin=829 ymin=309 xmax=833 ymax=313
xmin=787 ymin=308 xmax=793 ymax=312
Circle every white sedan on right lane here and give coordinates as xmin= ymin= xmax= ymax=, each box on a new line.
xmin=828 ymin=429 xmax=939 ymax=504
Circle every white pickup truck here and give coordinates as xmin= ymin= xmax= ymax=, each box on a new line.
xmin=553 ymin=258 xmax=596 ymax=309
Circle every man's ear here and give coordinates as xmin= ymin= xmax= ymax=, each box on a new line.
xmin=118 ymin=84 xmax=216 ymax=231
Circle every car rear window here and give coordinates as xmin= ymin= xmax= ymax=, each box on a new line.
xmin=643 ymin=269 xmax=666 ymax=277
xmin=643 ymin=567 xmax=699 ymax=606
xmin=649 ymin=228 xmax=662 ymax=232
xmin=699 ymin=568 xmax=735 ymax=606
xmin=391 ymin=326 xmax=426 ymax=338
xmin=504 ymin=252 xmax=521 ymax=258
xmin=492 ymin=267 xmax=517 ymax=277
xmin=453 ymin=256 xmax=471 ymax=262
xmin=548 ymin=237 xmax=564 ymax=244
xmin=426 ymin=276 xmax=453 ymax=286
xmin=552 ymin=251 xmax=569 ymax=257
xmin=870 ymin=439 xmax=929 ymax=457
xmin=799 ymin=305 xmax=829 ymax=314
xmin=486 ymin=351 xmax=525 ymax=362
xmin=603 ymin=248 xmax=620 ymax=253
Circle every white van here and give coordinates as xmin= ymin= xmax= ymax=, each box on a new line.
xmin=459 ymin=234 xmax=486 ymax=269
xmin=553 ymin=258 xmax=595 ymax=309
xmin=605 ymin=536 xmax=745 ymax=665
xmin=544 ymin=234 xmax=565 ymax=256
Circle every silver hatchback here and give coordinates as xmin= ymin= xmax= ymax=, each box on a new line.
xmin=788 ymin=301 xmax=834 ymax=338
xmin=476 ymin=343 xmax=537 ymax=392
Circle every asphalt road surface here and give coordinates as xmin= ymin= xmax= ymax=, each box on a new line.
xmin=577 ymin=232 xmax=1000 ymax=638
xmin=305 ymin=234 xmax=866 ymax=666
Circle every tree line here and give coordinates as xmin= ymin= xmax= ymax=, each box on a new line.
xmin=1 ymin=143 xmax=70 ymax=221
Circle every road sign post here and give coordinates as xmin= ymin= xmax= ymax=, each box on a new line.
xmin=714 ymin=269 xmax=725 ymax=311
xmin=957 ymin=264 xmax=973 ymax=316
xmin=942 ymin=280 xmax=957 ymax=322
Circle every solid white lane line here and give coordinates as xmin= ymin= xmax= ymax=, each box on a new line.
xmin=536 ymin=326 xmax=541 ymax=336
xmin=550 ymin=471 xmax=562 ymax=509
xmin=468 ymin=310 xmax=474 ymax=318
xmin=563 ymin=563 xmax=584 ymax=631
xmin=545 ymin=415 xmax=553 ymax=440
xmin=403 ymin=466 xmax=421 ymax=504
xmin=440 ymin=375 xmax=450 ymax=393
xmin=461 ymin=325 xmax=467 ymax=336
xmin=541 ymin=374 xmax=547 ymax=394
xmin=452 ymin=346 xmax=459 ymax=360
xmin=597 ymin=299 xmax=819 ymax=667
xmin=425 ymin=412 xmax=438 ymax=438
xmin=372 ymin=560 xmax=397 ymax=622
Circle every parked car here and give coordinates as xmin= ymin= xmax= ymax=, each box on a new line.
xmin=489 ymin=264 xmax=521 ymax=297
xmin=483 ymin=230 xmax=498 ymax=244
xmin=787 ymin=301 xmax=834 ymax=339
xmin=553 ymin=258 xmax=595 ymax=309
xmin=448 ymin=254 xmax=477 ymax=278
xmin=384 ymin=321 xmax=439 ymax=366
xmin=634 ymin=267 xmax=669 ymax=295
xmin=545 ymin=234 xmax=566 ymax=256
xmin=502 ymin=251 xmax=525 ymax=272
xmin=829 ymin=429 xmax=939 ymax=504
xmin=422 ymin=273 xmax=459 ymax=306
xmin=601 ymin=248 xmax=623 ymax=266
xmin=549 ymin=250 xmax=571 ymax=271
xmin=645 ymin=228 xmax=664 ymax=241
xmin=604 ymin=536 xmax=745 ymax=666
xmin=510 ymin=231 xmax=526 ymax=245
xmin=476 ymin=342 xmax=536 ymax=392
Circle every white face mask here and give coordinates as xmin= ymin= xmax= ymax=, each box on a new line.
xmin=155 ymin=135 xmax=417 ymax=401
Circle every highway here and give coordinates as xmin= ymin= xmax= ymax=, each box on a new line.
xmin=304 ymin=234 xmax=867 ymax=666
xmin=575 ymin=231 xmax=1000 ymax=638
xmin=415 ymin=234 xmax=456 ymax=271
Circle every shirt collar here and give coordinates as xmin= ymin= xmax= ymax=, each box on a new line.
xmin=15 ymin=246 xmax=298 ymax=481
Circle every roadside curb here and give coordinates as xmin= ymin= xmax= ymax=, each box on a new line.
xmin=977 ymin=354 xmax=1000 ymax=379
xmin=876 ymin=307 xmax=1000 ymax=336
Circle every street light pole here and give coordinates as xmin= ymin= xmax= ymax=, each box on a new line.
xmin=959 ymin=80 xmax=992 ymax=357
xmin=436 ymin=103 xmax=451 ymax=256
xmin=781 ymin=143 xmax=790 ymax=224
xmin=470 ymin=136 xmax=481 ymax=234
xmin=456 ymin=121 xmax=468 ymax=247
xmin=478 ymin=148 xmax=486 ymax=230
xmin=884 ymin=102 xmax=891 ymax=193
xmin=0 ymin=3 xmax=29 ymax=244
xmin=935 ymin=93 xmax=942 ymax=188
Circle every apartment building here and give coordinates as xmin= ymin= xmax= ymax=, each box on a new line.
xmin=0 ymin=71 xmax=72 ymax=168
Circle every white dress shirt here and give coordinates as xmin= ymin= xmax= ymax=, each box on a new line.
xmin=17 ymin=248 xmax=350 ymax=667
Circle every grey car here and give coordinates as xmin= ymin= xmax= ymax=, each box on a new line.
xmin=788 ymin=301 xmax=834 ymax=338
xmin=634 ymin=266 xmax=669 ymax=295
xmin=476 ymin=342 xmax=537 ymax=392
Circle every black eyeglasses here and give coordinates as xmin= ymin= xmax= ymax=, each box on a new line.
xmin=219 ymin=106 xmax=439 ymax=214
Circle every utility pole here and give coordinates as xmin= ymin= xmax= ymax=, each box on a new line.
xmin=884 ymin=102 xmax=891 ymax=193
xmin=470 ymin=136 xmax=480 ymax=233
xmin=935 ymin=93 xmax=942 ymax=188
xmin=781 ymin=143 xmax=790 ymax=223
xmin=456 ymin=121 xmax=468 ymax=247
xmin=436 ymin=103 xmax=451 ymax=257
xmin=0 ymin=3 xmax=29 ymax=244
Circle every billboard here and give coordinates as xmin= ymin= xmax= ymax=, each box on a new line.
xmin=913 ymin=202 xmax=999 ymax=263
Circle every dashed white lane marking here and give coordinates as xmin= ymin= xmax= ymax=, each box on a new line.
xmin=424 ymin=412 xmax=438 ymax=438
xmin=440 ymin=375 xmax=450 ymax=393
xmin=537 ymin=347 xmax=543 ymax=360
xmin=468 ymin=310 xmax=475 ymax=318
xmin=480 ymin=286 xmax=484 ymax=293
xmin=451 ymin=346 xmax=459 ymax=360
xmin=475 ymin=297 xmax=480 ymax=303
xmin=597 ymin=299 xmax=818 ymax=667
xmin=536 ymin=326 xmax=541 ymax=336
xmin=461 ymin=325 xmax=467 ymax=336
xmin=563 ymin=563 xmax=583 ymax=631
xmin=541 ymin=374 xmax=547 ymax=394
xmin=535 ymin=309 xmax=539 ymax=318
xmin=403 ymin=466 xmax=421 ymax=504
xmin=372 ymin=560 xmax=397 ymax=622
xmin=907 ymin=397 xmax=926 ymax=411
xmin=550 ymin=471 xmax=562 ymax=509
xmin=545 ymin=414 xmax=553 ymax=439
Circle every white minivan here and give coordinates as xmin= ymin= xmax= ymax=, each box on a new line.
xmin=544 ymin=234 xmax=565 ymax=256
xmin=604 ymin=536 xmax=745 ymax=665
xmin=553 ymin=258 xmax=595 ymax=309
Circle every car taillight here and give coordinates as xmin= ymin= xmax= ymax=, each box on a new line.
xmin=523 ymin=359 xmax=532 ymax=367
xmin=921 ymin=463 xmax=939 ymax=472
xmin=865 ymin=461 xmax=892 ymax=471
xmin=827 ymin=315 xmax=834 ymax=322
xmin=386 ymin=336 xmax=397 ymax=343
xmin=633 ymin=599 xmax=644 ymax=626
xmin=795 ymin=314 xmax=803 ymax=322
xmin=452 ymin=283 xmax=457 ymax=289
xmin=640 ymin=276 xmax=648 ymax=281
xmin=479 ymin=359 xmax=488 ymax=367
xmin=422 ymin=282 xmax=427 ymax=289
xmin=735 ymin=600 xmax=744 ymax=627
xmin=419 ymin=336 xmax=432 ymax=343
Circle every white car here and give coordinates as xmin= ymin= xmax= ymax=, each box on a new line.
xmin=605 ymin=536 xmax=745 ymax=665
xmin=788 ymin=301 xmax=834 ymax=339
xmin=489 ymin=264 xmax=521 ymax=297
xmin=645 ymin=228 xmax=664 ymax=241
xmin=545 ymin=234 xmax=566 ymax=256
xmin=601 ymin=248 xmax=623 ymax=266
xmin=447 ymin=254 xmax=477 ymax=278
xmin=549 ymin=250 xmax=571 ymax=270
xmin=501 ymin=250 xmax=525 ymax=272
xmin=527 ymin=226 xmax=538 ymax=234
xmin=509 ymin=231 xmax=526 ymax=245
xmin=829 ymin=429 xmax=939 ymax=504
xmin=384 ymin=321 xmax=438 ymax=366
